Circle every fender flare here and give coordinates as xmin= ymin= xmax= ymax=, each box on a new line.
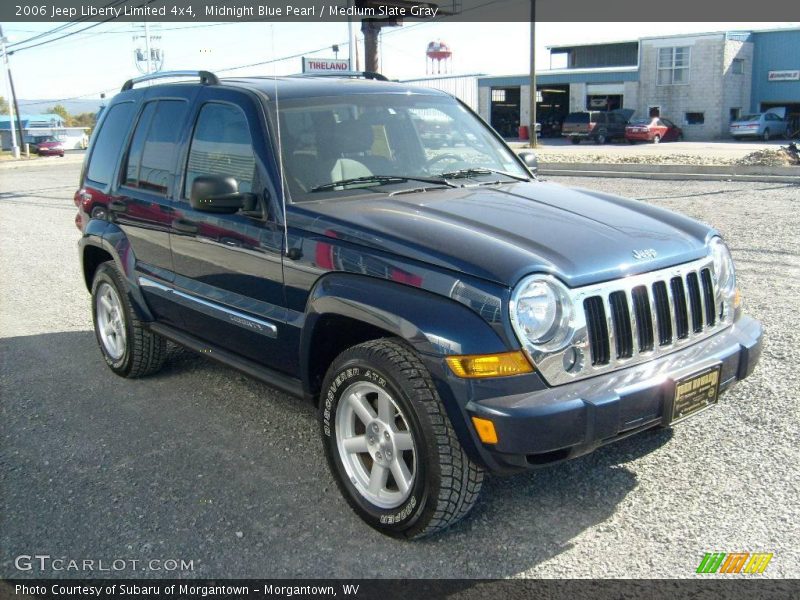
xmin=301 ymin=273 xmax=510 ymax=369
xmin=78 ymin=221 xmax=155 ymax=322
xmin=300 ymin=273 xmax=513 ymax=464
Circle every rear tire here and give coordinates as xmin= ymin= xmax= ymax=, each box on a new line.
xmin=320 ymin=339 xmax=484 ymax=539
xmin=91 ymin=261 xmax=166 ymax=378
xmin=570 ymin=137 xmax=581 ymax=145
xmin=652 ymin=134 xmax=661 ymax=144
xmin=595 ymin=133 xmax=607 ymax=145
xmin=762 ymin=128 xmax=770 ymax=141
xmin=90 ymin=205 xmax=107 ymax=220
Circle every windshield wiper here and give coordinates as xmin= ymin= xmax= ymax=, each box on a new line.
xmin=310 ymin=174 xmax=455 ymax=193
xmin=438 ymin=167 xmax=530 ymax=182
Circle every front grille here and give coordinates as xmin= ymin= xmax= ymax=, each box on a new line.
xmin=584 ymin=265 xmax=717 ymax=367
xmin=583 ymin=296 xmax=609 ymax=366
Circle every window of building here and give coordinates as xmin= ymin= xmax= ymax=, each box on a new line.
xmin=184 ymin=103 xmax=256 ymax=198
xmin=648 ymin=106 xmax=661 ymax=117
xmin=685 ymin=112 xmax=705 ymax=125
xmin=657 ymin=46 xmax=691 ymax=85
xmin=491 ymin=89 xmax=506 ymax=103
xmin=86 ymin=102 xmax=136 ymax=185
xmin=730 ymin=108 xmax=741 ymax=122
xmin=732 ymin=59 xmax=744 ymax=75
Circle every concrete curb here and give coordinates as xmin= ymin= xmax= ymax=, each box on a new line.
xmin=537 ymin=162 xmax=800 ymax=184
xmin=0 ymin=151 xmax=85 ymax=170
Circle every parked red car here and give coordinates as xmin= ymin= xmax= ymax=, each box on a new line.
xmin=625 ymin=117 xmax=683 ymax=144
xmin=32 ymin=136 xmax=66 ymax=157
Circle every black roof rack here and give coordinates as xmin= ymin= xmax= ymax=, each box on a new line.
xmin=121 ymin=70 xmax=219 ymax=91
xmin=295 ymin=71 xmax=389 ymax=81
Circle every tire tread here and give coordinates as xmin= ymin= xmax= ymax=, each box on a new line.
xmin=94 ymin=262 xmax=166 ymax=378
xmin=347 ymin=339 xmax=484 ymax=538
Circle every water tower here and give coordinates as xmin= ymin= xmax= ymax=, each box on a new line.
xmin=426 ymin=40 xmax=452 ymax=75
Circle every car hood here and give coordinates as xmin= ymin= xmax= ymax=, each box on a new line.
xmin=289 ymin=181 xmax=715 ymax=288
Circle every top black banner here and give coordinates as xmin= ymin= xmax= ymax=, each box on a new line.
xmin=4 ymin=0 xmax=800 ymax=22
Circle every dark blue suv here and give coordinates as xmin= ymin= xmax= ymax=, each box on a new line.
xmin=75 ymin=70 xmax=763 ymax=539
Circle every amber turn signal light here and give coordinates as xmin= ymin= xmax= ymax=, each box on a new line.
xmin=471 ymin=416 xmax=499 ymax=444
xmin=445 ymin=351 xmax=533 ymax=378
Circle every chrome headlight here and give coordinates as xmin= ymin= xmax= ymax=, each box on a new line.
xmin=509 ymin=275 xmax=575 ymax=354
xmin=709 ymin=237 xmax=736 ymax=312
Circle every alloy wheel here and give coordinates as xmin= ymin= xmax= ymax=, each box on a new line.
xmin=335 ymin=381 xmax=417 ymax=509
xmin=95 ymin=282 xmax=127 ymax=360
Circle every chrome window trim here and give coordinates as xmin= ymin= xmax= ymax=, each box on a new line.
xmin=518 ymin=256 xmax=734 ymax=386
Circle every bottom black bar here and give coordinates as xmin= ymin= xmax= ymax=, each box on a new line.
xmin=2 ymin=579 xmax=799 ymax=600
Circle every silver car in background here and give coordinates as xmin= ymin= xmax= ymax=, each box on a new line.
xmin=729 ymin=108 xmax=789 ymax=140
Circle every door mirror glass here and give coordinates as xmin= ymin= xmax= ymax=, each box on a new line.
xmin=517 ymin=151 xmax=538 ymax=174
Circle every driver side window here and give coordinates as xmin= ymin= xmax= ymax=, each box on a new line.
xmin=184 ymin=103 xmax=256 ymax=198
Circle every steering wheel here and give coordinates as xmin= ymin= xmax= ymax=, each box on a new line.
xmin=427 ymin=153 xmax=464 ymax=170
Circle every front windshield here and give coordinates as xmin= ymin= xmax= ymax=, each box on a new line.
xmin=274 ymin=93 xmax=529 ymax=202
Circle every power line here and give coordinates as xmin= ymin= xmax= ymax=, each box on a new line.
xmin=7 ymin=0 xmax=130 ymax=49
xmin=9 ymin=0 xmax=155 ymax=53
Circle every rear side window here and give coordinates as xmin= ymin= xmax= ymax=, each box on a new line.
xmin=564 ymin=113 xmax=589 ymax=124
xmin=87 ymin=102 xmax=136 ymax=185
xmin=123 ymin=100 xmax=188 ymax=195
xmin=184 ymin=103 xmax=256 ymax=198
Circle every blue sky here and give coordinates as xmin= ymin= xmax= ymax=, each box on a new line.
xmin=2 ymin=21 xmax=797 ymax=103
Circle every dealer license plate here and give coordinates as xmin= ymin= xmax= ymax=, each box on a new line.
xmin=671 ymin=366 xmax=721 ymax=423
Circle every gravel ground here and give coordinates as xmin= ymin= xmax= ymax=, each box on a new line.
xmin=511 ymin=138 xmax=799 ymax=166
xmin=1 ymin=162 xmax=798 ymax=579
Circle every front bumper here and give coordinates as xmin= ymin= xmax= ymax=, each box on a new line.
xmin=462 ymin=316 xmax=763 ymax=473
xmin=729 ymin=129 xmax=760 ymax=137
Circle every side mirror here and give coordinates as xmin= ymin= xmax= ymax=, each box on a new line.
xmin=518 ymin=150 xmax=538 ymax=175
xmin=190 ymin=175 xmax=256 ymax=214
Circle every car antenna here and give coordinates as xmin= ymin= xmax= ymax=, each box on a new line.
xmin=271 ymin=25 xmax=290 ymax=256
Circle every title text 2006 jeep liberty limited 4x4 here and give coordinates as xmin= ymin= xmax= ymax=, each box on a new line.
xmin=75 ymin=70 xmax=762 ymax=539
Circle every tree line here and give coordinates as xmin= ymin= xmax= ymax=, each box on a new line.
xmin=1 ymin=96 xmax=97 ymax=132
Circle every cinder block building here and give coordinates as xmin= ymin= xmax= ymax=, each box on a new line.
xmin=477 ymin=27 xmax=800 ymax=140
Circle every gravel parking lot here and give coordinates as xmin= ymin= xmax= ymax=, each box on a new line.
xmin=1 ymin=161 xmax=798 ymax=579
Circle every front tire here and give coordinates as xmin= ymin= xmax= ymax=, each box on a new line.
xmin=91 ymin=261 xmax=166 ymax=378
xmin=320 ymin=339 xmax=484 ymax=539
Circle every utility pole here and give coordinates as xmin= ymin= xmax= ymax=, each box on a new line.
xmin=347 ymin=0 xmax=355 ymax=69
xmin=528 ymin=0 xmax=537 ymax=148
xmin=133 ymin=24 xmax=162 ymax=75
xmin=361 ymin=20 xmax=380 ymax=73
xmin=0 ymin=25 xmax=21 ymax=158
xmin=144 ymin=21 xmax=152 ymax=74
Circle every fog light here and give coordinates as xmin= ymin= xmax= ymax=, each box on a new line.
xmin=446 ymin=351 xmax=533 ymax=378
xmin=471 ymin=416 xmax=498 ymax=444
xmin=562 ymin=347 xmax=584 ymax=373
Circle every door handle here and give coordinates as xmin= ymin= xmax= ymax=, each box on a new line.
xmin=108 ymin=200 xmax=127 ymax=213
xmin=174 ymin=219 xmax=198 ymax=234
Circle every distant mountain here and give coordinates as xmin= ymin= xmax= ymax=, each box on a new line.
xmin=16 ymin=98 xmax=105 ymax=116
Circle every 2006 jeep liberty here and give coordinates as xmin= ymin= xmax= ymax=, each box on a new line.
xmin=75 ymin=70 xmax=763 ymax=539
